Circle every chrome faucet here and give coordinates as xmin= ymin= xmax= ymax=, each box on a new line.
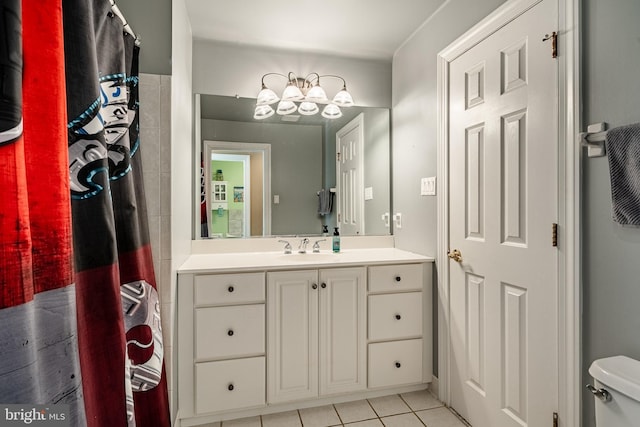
xmin=312 ymin=239 xmax=326 ymax=253
xmin=298 ymin=237 xmax=310 ymax=254
xmin=278 ymin=240 xmax=292 ymax=254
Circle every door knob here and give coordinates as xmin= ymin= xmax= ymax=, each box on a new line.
xmin=447 ymin=249 xmax=463 ymax=263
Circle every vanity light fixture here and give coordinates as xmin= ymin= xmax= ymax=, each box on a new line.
xmin=254 ymin=72 xmax=354 ymax=120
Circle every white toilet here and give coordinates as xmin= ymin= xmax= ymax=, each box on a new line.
xmin=589 ymin=355 xmax=640 ymax=426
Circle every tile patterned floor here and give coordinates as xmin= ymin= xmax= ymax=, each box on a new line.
xmin=198 ymin=390 xmax=470 ymax=427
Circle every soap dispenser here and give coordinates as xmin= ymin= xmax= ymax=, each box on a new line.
xmin=332 ymin=227 xmax=340 ymax=253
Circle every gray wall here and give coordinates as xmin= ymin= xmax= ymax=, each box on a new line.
xmin=363 ymin=109 xmax=391 ymax=236
xmin=392 ymin=0 xmax=506 ymax=376
xmin=201 ymin=120 xmax=323 ymax=235
xmin=118 ymin=0 xmax=172 ymax=75
xmin=169 ymin=0 xmax=193 ymax=419
xmin=582 ymin=1 xmax=640 ymax=426
xmin=192 ymin=40 xmax=392 ymax=108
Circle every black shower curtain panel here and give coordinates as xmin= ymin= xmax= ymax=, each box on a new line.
xmin=63 ymin=0 xmax=170 ymax=426
xmin=1 ymin=1 xmax=86 ymax=425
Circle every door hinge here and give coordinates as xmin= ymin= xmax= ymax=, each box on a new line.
xmin=543 ymin=31 xmax=558 ymax=58
xmin=553 ymin=412 xmax=558 ymax=427
xmin=337 ymin=152 xmax=341 ymax=162
xmin=337 ymin=213 xmax=341 ymax=222
xmin=552 ymin=223 xmax=558 ymax=247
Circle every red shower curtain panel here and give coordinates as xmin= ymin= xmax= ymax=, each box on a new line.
xmin=0 ymin=0 xmax=86 ymax=425
xmin=63 ymin=1 xmax=170 ymax=426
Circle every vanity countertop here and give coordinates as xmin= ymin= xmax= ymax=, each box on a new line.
xmin=178 ymin=248 xmax=434 ymax=274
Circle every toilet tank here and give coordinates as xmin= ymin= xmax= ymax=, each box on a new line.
xmin=589 ymin=356 xmax=640 ymax=427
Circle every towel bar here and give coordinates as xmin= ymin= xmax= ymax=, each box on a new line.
xmin=580 ymin=122 xmax=607 ymax=158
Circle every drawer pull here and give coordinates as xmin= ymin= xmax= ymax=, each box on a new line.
xmin=395 ymin=276 xmax=401 ymax=282
xmin=321 ymin=282 xmax=327 ymax=289
xmin=228 ymin=286 xmax=235 ymax=293
xmin=227 ymin=383 xmax=234 ymax=391
xmin=227 ymin=329 xmax=234 ymax=336
xmin=312 ymin=283 xmax=318 ymax=289
xmin=395 ymin=314 xmax=402 ymax=320
xmin=395 ymin=362 xmax=402 ymax=368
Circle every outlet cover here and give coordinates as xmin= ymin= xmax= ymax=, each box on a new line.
xmin=421 ymin=177 xmax=436 ymax=196
xmin=364 ymin=187 xmax=373 ymax=200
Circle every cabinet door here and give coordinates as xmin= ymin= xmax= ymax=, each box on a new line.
xmin=319 ymin=267 xmax=367 ymax=395
xmin=267 ymin=270 xmax=318 ymax=403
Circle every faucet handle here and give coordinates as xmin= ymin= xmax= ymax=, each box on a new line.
xmin=278 ymin=240 xmax=292 ymax=254
xmin=312 ymin=239 xmax=327 ymax=253
xmin=298 ymin=237 xmax=310 ymax=253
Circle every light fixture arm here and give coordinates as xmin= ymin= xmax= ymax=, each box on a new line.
xmin=318 ymin=74 xmax=348 ymax=90
xmin=303 ymin=72 xmax=321 ymax=89
xmin=260 ymin=72 xmax=288 ymax=88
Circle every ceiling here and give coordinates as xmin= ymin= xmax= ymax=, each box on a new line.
xmin=185 ymin=0 xmax=447 ymax=60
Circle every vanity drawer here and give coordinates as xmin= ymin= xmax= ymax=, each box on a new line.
xmin=368 ymin=339 xmax=423 ymax=388
xmin=368 ymin=292 xmax=422 ymax=341
xmin=195 ymin=356 xmax=265 ymax=414
xmin=196 ymin=304 xmax=265 ymax=360
xmin=368 ymin=264 xmax=423 ymax=293
xmin=195 ymin=272 xmax=265 ymax=306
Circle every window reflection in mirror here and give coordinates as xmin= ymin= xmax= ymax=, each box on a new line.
xmin=196 ymin=95 xmax=391 ymax=239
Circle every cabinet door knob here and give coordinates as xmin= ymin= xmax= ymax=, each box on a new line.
xmin=227 ymin=329 xmax=234 ymax=336
xmin=228 ymin=384 xmax=234 ymax=391
xmin=395 ymin=362 xmax=401 ymax=368
xmin=312 ymin=283 xmax=318 ymax=289
xmin=395 ymin=314 xmax=401 ymax=320
xmin=321 ymin=283 xmax=327 ymax=289
xmin=395 ymin=276 xmax=401 ymax=282
xmin=228 ymin=286 xmax=235 ymax=293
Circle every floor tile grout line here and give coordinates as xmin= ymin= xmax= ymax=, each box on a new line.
xmin=332 ymin=403 xmax=344 ymax=426
xmin=365 ymin=396 xmax=380 ymax=419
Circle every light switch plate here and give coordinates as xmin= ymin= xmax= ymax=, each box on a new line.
xmin=421 ymin=177 xmax=436 ymax=196
xmin=273 ymin=195 xmax=280 ymax=204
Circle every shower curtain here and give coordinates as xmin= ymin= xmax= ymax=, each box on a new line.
xmin=0 ymin=0 xmax=86 ymax=425
xmin=63 ymin=0 xmax=170 ymax=426
xmin=1 ymin=0 xmax=169 ymax=426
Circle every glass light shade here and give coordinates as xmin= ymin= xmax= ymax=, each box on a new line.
xmin=276 ymin=100 xmax=297 ymax=115
xmin=332 ymin=87 xmax=354 ymax=107
xmin=305 ymin=84 xmax=328 ymax=103
xmin=298 ymin=102 xmax=319 ymax=115
xmin=321 ymin=103 xmax=342 ymax=119
xmin=281 ymin=82 xmax=304 ymax=101
xmin=254 ymin=104 xmax=274 ymax=120
xmin=256 ymin=86 xmax=280 ymax=106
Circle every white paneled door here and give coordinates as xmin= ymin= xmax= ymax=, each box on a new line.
xmin=336 ymin=114 xmax=364 ymax=236
xmin=447 ymin=0 xmax=558 ymax=426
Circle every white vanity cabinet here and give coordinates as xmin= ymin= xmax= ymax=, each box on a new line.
xmin=267 ymin=267 xmax=366 ymax=404
xmin=176 ymin=248 xmax=433 ymax=426
xmin=367 ymin=263 xmax=429 ymax=388
xmin=177 ymin=272 xmax=266 ymax=418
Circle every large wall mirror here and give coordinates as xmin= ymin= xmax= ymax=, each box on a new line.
xmin=195 ymin=94 xmax=391 ymax=239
